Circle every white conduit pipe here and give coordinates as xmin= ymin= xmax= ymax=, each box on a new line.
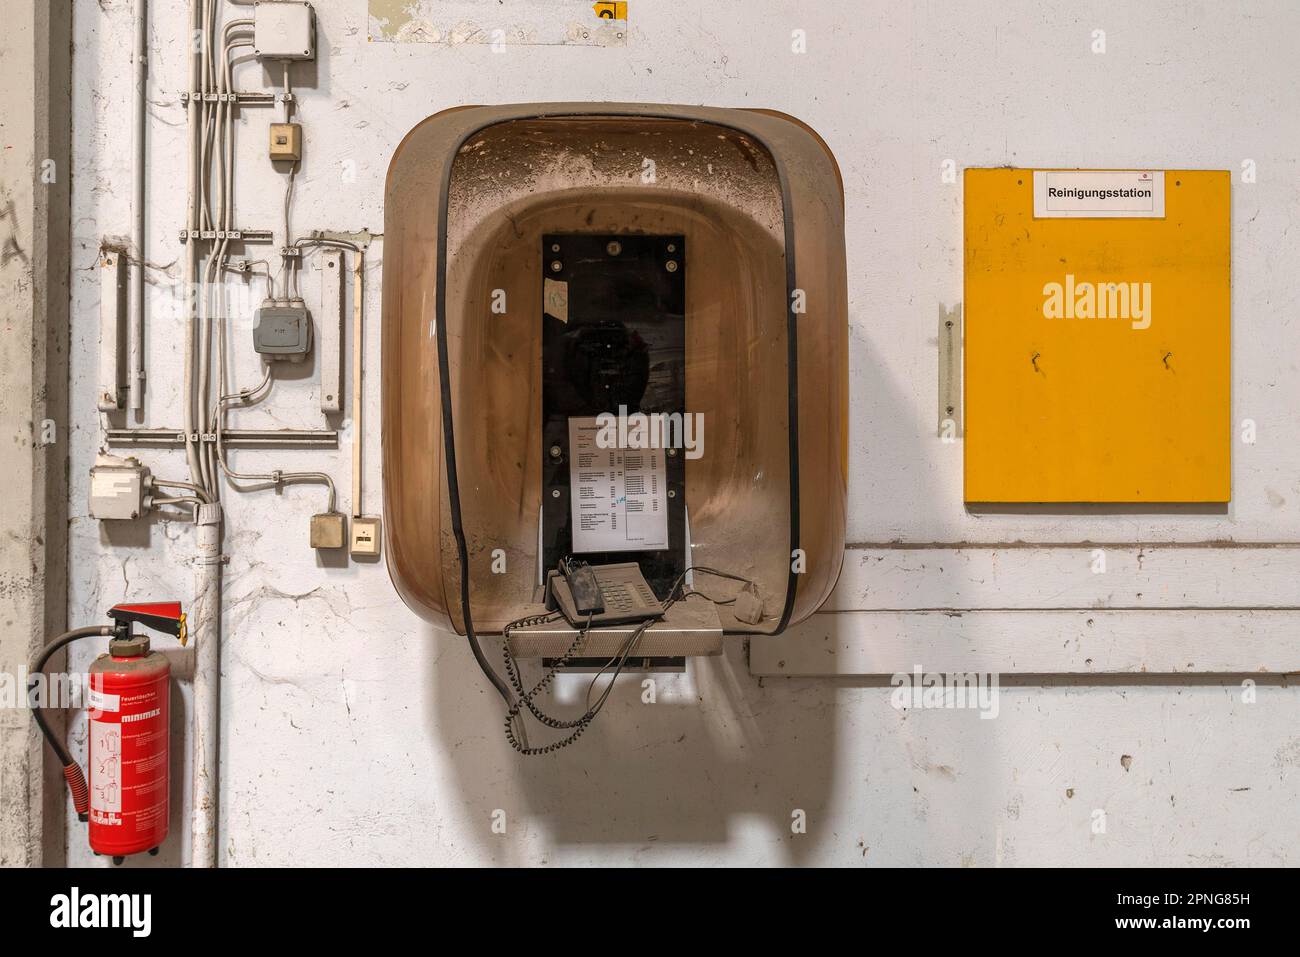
xmin=183 ymin=0 xmax=202 ymax=486
xmin=190 ymin=502 xmax=223 ymax=867
xmin=128 ymin=0 xmax=147 ymax=412
xmin=185 ymin=0 xmax=223 ymax=869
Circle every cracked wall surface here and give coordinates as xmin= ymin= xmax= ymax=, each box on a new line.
xmin=1 ymin=0 xmax=72 ymax=868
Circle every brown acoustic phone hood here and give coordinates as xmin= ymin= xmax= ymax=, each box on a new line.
xmin=381 ymin=103 xmax=847 ymax=637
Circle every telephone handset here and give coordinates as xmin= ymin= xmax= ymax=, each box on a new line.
xmin=546 ymin=560 xmax=665 ymax=627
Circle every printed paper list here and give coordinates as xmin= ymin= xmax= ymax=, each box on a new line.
xmin=568 ymin=417 xmax=669 ymax=553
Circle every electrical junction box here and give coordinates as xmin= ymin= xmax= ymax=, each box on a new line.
xmin=963 ymin=168 xmax=1230 ymax=504
xmin=89 ymin=454 xmax=151 ymax=520
xmin=269 ymin=122 xmax=301 ymax=162
xmin=310 ymin=512 xmax=345 ymax=549
xmin=253 ymin=2 xmax=315 ymax=60
xmin=254 ymin=302 xmax=312 ymax=360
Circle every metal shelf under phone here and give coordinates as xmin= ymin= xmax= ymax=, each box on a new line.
xmin=507 ymin=597 xmax=722 ymax=659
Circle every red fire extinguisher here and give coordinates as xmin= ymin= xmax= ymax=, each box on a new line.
xmin=30 ymin=602 xmax=185 ymax=865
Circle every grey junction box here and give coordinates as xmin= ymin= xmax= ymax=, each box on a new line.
xmin=254 ymin=303 xmax=313 ymax=360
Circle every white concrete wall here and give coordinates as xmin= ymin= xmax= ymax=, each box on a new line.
xmin=64 ymin=0 xmax=1300 ymax=866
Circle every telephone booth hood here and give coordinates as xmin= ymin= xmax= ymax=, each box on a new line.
xmin=381 ymin=103 xmax=848 ymax=635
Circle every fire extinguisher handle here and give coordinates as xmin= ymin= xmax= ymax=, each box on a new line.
xmin=107 ymin=602 xmax=186 ymax=644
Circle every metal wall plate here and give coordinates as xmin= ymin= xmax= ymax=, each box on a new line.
xmin=938 ymin=302 xmax=962 ymax=437
xmin=540 ymin=233 xmax=686 ymax=596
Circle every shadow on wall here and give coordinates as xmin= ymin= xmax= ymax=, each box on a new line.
xmin=422 ymin=320 xmax=962 ymax=865
xmin=426 ymin=632 xmax=839 ymax=864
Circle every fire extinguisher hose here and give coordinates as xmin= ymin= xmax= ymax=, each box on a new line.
xmin=28 ymin=625 xmax=113 ymax=821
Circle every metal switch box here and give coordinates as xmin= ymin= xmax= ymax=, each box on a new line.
xmin=254 ymin=303 xmax=312 ymax=360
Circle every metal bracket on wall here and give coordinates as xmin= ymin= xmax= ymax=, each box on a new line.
xmin=305 ymin=228 xmax=381 ymax=249
xmin=938 ymin=302 xmax=962 ymax=437
xmin=97 ymin=251 xmax=127 ymax=412
xmin=178 ymin=228 xmax=274 ymax=244
xmin=179 ymin=90 xmax=285 ymax=107
xmin=319 ymin=251 xmax=344 ymax=414
xmin=105 ymin=428 xmax=337 ymax=449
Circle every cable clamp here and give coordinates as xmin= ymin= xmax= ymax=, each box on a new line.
xmin=195 ymin=502 xmax=223 ymax=527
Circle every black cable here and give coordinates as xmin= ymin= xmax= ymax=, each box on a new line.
xmin=501 ymin=613 xmax=593 ymax=752
xmin=430 ymin=225 xmax=516 ymax=715
xmin=581 ymin=621 xmax=655 ymax=714
xmin=28 ymin=627 xmax=112 ymax=767
xmin=665 ymin=565 xmax=755 ymax=606
xmin=502 ymin=613 xmax=659 ymax=756
xmin=502 ymin=612 xmax=585 ymax=730
xmin=498 ymin=564 xmax=762 ymax=755
xmin=502 ymin=583 xmax=689 ymax=754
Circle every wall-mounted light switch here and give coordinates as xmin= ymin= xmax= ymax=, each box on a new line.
xmin=269 ymin=122 xmax=302 ymax=162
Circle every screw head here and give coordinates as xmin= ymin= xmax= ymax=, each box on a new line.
xmin=665 ymin=260 xmax=678 ymax=273
xmin=550 ymin=260 xmax=563 ymax=272
xmin=667 ymin=489 xmax=676 ymax=498
xmin=606 ymin=240 xmax=622 ymax=256
xmin=551 ymin=488 xmax=561 ymax=498
xmin=549 ymin=445 xmax=562 ymax=458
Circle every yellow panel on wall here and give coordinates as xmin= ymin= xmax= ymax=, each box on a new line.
xmin=963 ymin=168 xmax=1231 ymax=503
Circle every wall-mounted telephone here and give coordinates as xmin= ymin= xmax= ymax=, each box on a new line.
xmin=546 ymin=560 xmax=664 ymax=627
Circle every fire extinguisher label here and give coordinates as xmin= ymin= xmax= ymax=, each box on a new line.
xmin=88 ymin=687 xmax=120 ymax=712
xmin=90 ymin=718 xmax=123 ymax=822
xmin=88 ymin=665 xmax=169 ymax=854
